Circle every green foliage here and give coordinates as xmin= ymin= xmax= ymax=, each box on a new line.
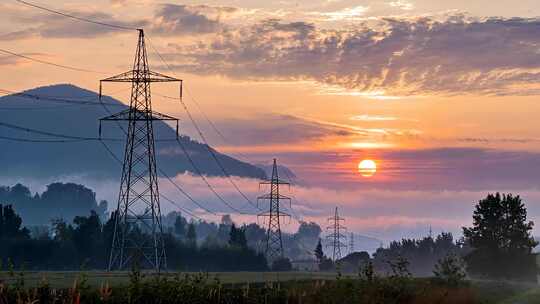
xmin=462 ymin=193 xmax=538 ymax=280
xmin=433 ymin=254 xmax=466 ymax=287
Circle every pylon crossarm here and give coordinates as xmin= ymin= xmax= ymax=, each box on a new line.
xmin=257 ymin=194 xmax=291 ymax=200
xmin=100 ymin=109 xmax=178 ymax=121
xmin=100 ymin=70 xmax=182 ymax=83
xmin=259 ymin=180 xmax=290 ymax=185
xmin=257 ymin=211 xmax=291 ymax=218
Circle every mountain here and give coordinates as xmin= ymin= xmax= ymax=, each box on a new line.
xmin=0 ymin=84 xmax=266 ymax=180
xmin=256 ymin=163 xmax=297 ymax=182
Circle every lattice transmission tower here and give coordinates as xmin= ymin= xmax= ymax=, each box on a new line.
xmin=99 ymin=29 xmax=182 ymax=271
xmin=326 ymin=207 xmax=347 ymax=261
xmin=258 ymin=159 xmax=291 ymax=263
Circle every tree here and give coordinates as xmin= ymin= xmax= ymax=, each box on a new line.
xmin=186 ymin=222 xmax=197 ymax=247
xmin=462 ymin=193 xmax=538 ymax=280
xmin=72 ymin=211 xmax=103 ymax=265
xmin=228 ymin=224 xmax=247 ymax=249
xmin=0 ymin=205 xmax=30 ymax=239
xmin=174 ymin=215 xmax=187 ymax=239
xmin=314 ymin=238 xmax=324 ymax=262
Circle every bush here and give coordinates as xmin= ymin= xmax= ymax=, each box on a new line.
xmin=433 ymin=254 xmax=466 ymax=287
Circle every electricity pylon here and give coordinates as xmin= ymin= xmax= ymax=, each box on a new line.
xmin=349 ymin=232 xmax=354 ymax=255
xmin=326 ymin=207 xmax=347 ymax=261
xmin=258 ymin=159 xmax=290 ymax=263
xmin=99 ymin=29 xmax=182 ymax=271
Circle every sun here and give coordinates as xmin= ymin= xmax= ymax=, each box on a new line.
xmin=358 ymin=159 xmax=377 ymax=177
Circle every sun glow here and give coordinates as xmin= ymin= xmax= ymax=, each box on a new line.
xmin=358 ymin=159 xmax=377 ymax=177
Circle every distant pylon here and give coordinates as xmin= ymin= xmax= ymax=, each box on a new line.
xmin=349 ymin=232 xmax=354 ymax=254
xmin=257 ymin=159 xmax=290 ymax=263
xmin=326 ymin=207 xmax=347 ymax=261
xmin=99 ymin=29 xmax=182 ymax=272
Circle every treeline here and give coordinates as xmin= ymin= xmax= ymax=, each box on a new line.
xmin=0 ymin=205 xmax=267 ymax=271
xmin=0 ymin=182 xmax=321 ymax=262
xmin=313 ymin=232 xmax=461 ymax=277
xmin=0 ymin=183 xmax=107 ymax=226
xmin=314 ymin=193 xmax=538 ymax=281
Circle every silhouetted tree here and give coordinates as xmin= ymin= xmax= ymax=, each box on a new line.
xmin=314 ymin=238 xmax=324 ymax=262
xmin=228 ymin=224 xmax=248 ymax=249
xmin=462 ymin=193 xmax=538 ymax=280
xmin=186 ymin=222 xmax=197 ymax=248
xmin=0 ymin=205 xmax=29 ymax=239
xmin=174 ymin=215 xmax=187 ymax=239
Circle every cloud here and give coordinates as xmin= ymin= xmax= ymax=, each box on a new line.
xmin=4 ymin=8 xmax=145 ymax=39
xmin=150 ymin=4 xmax=236 ymax=35
xmin=3 ymin=3 xmax=236 ymax=39
xmin=165 ymin=15 xmax=540 ymax=96
xmin=5 ymin=148 xmax=540 ymax=243
xmin=209 ymin=113 xmax=354 ymax=147
xmin=249 ymin=147 xmax=540 ymax=193
xmin=350 ymin=115 xmax=399 ymax=122
xmin=12 ymin=172 xmax=538 ymax=243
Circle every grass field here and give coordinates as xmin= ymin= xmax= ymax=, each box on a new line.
xmin=3 ymin=271 xmax=540 ymax=303
xmin=0 ymin=271 xmax=340 ymax=288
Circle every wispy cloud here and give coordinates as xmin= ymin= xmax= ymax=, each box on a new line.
xmin=163 ymin=15 xmax=540 ymax=97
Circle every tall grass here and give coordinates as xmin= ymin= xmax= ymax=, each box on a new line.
xmin=0 ymin=269 xmax=530 ymax=303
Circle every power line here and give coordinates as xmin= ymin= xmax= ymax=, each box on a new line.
xmin=98 ymin=91 xmax=239 ymax=216
xmin=174 ymin=138 xmax=250 ymax=215
xmin=0 ymin=120 xmax=177 ymax=143
xmin=155 ymin=90 xmax=258 ymax=165
xmin=13 ymin=0 xmax=137 ymax=31
xmin=99 ymin=139 xmax=206 ymax=221
xmin=0 ymin=88 xmax=124 ymax=107
xmin=160 ymin=194 xmax=204 ymax=221
xmin=158 ymin=167 xmax=220 ymax=216
xmin=147 ymin=39 xmax=260 ymax=212
xmin=0 ymin=121 xmax=121 ymax=142
xmin=0 ymin=48 xmax=105 ymax=74
xmin=0 ymin=134 xmax=83 ymax=143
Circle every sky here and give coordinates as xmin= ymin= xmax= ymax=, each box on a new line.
xmin=2 ymin=0 xmax=540 ymax=244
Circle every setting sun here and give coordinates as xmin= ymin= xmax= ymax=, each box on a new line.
xmin=358 ymin=159 xmax=377 ymax=177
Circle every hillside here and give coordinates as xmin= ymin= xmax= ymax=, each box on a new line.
xmin=0 ymin=84 xmax=266 ymax=180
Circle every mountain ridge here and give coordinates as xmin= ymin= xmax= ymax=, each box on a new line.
xmin=0 ymin=84 xmax=266 ymax=180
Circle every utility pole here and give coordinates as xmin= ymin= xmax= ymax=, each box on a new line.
xmin=100 ymin=29 xmax=182 ymax=272
xmin=258 ymin=159 xmax=290 ymax=263
xmin=326 ymin=207 xmax=347 ymax=261
xmin=349 ymin=232 xmax=354 ymax=255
